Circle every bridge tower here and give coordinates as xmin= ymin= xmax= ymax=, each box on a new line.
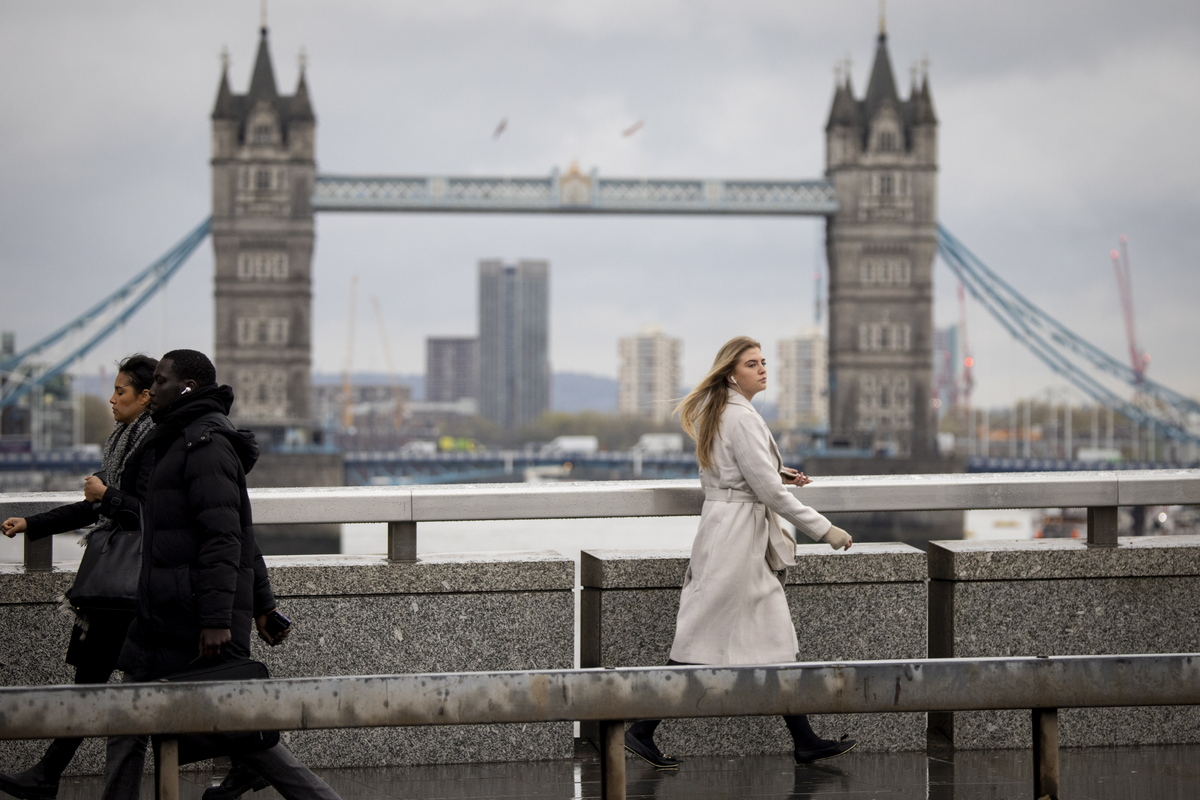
xmin=210 ymin=26 xmax=316 ymax=444
xmin=824 ymin=24 xmax=937 ymax=458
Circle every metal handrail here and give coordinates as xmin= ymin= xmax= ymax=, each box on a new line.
xmin=2 ymin=654 xmax=1198 ymax=800
xmin=4 ymin=469 xmax=1197 ymax=568
xmin=4 ymin=469 xmax=1196 ymax=523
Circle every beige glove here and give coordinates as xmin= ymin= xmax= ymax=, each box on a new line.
xmin=821 ymin=525 xmax=852 ymax=551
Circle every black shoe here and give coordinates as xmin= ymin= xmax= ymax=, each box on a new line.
xmin=202 ymin=764 xmax=268 ymax=800
xmin=0 ymin=770 xmax=58 ymax=800
xmin=794 ymin=735 xmax=857 ymax=765
xmin=624 ymin=730 xmax=681 ymax=769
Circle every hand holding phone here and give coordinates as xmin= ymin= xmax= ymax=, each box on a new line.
xmin=257 ymin=609 xmax=293 ymax=646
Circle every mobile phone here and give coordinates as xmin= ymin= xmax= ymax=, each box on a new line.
xmin=265 ymin=609 xmax=292 ymax=641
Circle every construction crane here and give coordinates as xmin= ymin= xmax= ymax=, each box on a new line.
xmin=370 ymin=295 xmax=404 ymax=429
xmin=1110 ymin=234 xmax=1150 ymax=385
xmin=341 ymin=276 xmax=358 ymax=430
xmin=958 ymin=282 xmax=975 ymax=409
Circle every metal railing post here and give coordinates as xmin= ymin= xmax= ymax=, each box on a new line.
xmin=23 ymin=535 xmax=52 ymax=571
xmin=1086 ymin=506 xmax=1118 ymax=546
xmin=1031 ymin=708 xmax=1059 ymax=800
xmin=154 ymin=737 xmax=180 ymax=800
xmin=599 ymin=720 xmax=626 ymax=800
xmin=388 ymin=521 xmax=417 ymax=563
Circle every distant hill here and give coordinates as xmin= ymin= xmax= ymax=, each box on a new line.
xmin=82 ymin=369 xmax=617 ymax=414
xmin=552 ymin=372 xmax=618 ymax=413
xmin=313 ymin=370 xmax=618 ymax=412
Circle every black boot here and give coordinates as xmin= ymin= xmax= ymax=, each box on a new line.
xmin=0 ymin=738 xmax=82 ymax=800
xmin=784 ymin=714 xmax=857 ymax=764
xmin=202 ymin=763 xmax=268 ymax=800
xmin=624 ymin=720 xmax=681 ymax=769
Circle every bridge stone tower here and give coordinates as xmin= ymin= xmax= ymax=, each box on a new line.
xmin=824 ymin=26 xmax=937 ymax=458
xmin=211 ymin=27 xmax=316 ymax=444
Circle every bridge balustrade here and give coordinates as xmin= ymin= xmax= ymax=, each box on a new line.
xmin=2 ymin=655 xmax=1199 ymax=800
xmin=0 ymin=470 xmax=1197 ymax=777
xmin=5 ymin=469 xmax=1195 ymax=570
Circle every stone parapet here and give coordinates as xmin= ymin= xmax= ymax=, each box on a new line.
xmin=929 ymin=534 xmax=1200 ymax=749
xmin=0 ymin=551 xmax=575 ymax=774
xmin=580 ymin=543 xmax=928 ymax=755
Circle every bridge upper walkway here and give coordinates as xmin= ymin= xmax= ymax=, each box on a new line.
xmin=312 ymin=172 xmax=839 ymax=215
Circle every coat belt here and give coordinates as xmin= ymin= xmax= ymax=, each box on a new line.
xmin=704 ymin=487 xmax=759 ymax=503
xmin=702 ymin=487 xmax=796 ymax=569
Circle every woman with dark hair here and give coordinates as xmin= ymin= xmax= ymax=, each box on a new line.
xmin=0 ymin=354 xmax=158 ymax=800
xmin=624 ymin=336 xmax=856 ymax=769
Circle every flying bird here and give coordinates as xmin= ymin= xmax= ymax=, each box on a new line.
xmin=492 ymin=117 xmax=508 ymax=139
xmin=622 ymin=120 xmax=644 ymax=137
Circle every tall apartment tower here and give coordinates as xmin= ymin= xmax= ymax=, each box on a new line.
xmin=618 ymin=327 xmax=682 ymax=423
xmin=478 ymin=260 xmax=550 ymax=429
xmin=777 ymin=330 xmax=828 ymax=430
xmin=426 ymin=336 xmax=480 ymax=403
xmin=824 ymin=25 xmax=937 ymax=457
xmin=210 ymin=27 xmax=316 ymax=443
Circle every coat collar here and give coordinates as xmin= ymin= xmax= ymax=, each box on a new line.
xmin=726 ymin=387 xmax=760 ymax=414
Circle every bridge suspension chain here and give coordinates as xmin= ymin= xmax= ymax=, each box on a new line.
xmin=0 ymin=217 xmax=212 ymax=409
xmin=937 ymin=224 xmax=1200 ymax=444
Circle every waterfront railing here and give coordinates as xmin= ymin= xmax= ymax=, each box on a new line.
xmin=2 ymin=469 xmax=1197 ymax=569
xmin=1 ymin=654 xmax=1198 ymax=800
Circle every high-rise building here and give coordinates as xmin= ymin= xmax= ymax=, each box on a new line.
xmin=824 ymin=24 xmax=938 ymax=457
xmin=210 ymin=26 xmax=316 ymax=443
xmin=426 ymin=337 xmax=479 ymax=403
xmin=618 ymin=327 xmax=682 ymax=423
xmin=478 ymin=260 xmax=550 ymax=429
xmin=777 ymin=330 xmax=828 ymax=429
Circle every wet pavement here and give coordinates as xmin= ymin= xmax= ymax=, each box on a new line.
xmin=54 ymin=743 xmax=1200 ymax=799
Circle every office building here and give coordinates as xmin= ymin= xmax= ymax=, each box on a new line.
xmin=478 ymin=260 xmax=550 ymax=429
xmin=777 ymin=330 xmax=828 ymax=429
xmin=618 ymin=327 xmax=682 ymax=423
xmin=426 ymin=337 xmax=479 ymax=403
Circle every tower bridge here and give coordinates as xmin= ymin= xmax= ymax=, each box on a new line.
xmin=6 ymin=18 xmax=1197 ymax=456
xmin=211 ymin=21 xmax=938 ymax=457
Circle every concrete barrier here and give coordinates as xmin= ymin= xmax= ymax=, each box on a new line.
xmin=0 ymin=551 xmax=575 ymax=773
xmin=580 ymin=542 xmax=928 ymax=755
xmin=928 ymin=534 xmax=1200 ymax=748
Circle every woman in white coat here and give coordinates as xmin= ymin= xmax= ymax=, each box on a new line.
xmin=624 ymin=336 xmax=856 ymax=769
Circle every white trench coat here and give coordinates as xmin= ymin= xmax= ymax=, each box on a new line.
xmin=669 ymin=389 xmax=833 ymax=666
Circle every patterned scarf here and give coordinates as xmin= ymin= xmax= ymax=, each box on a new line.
xmin=94 ymin=410 xmax=154 ymax=530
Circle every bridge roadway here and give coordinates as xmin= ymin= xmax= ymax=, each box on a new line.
xmin=3 ymin=448 xmax=1197 ymax=486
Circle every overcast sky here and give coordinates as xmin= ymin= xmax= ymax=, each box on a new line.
xmin=2 ymin=1 xmax=1198 ymax=410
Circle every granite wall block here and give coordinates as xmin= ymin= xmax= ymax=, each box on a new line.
xmin=581 ymin=543 xmax=928 ymax=755
xmin=0 ymin=552 xmax=575 ymax=774
xmin=929 ymin=535 xmax=1200 ymax=749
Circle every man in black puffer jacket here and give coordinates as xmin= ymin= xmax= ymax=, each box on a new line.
xmin=113 ymin=350 xmax=340 ymax=800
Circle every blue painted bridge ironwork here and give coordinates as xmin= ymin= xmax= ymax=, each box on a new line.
xmin=312 ymin=171 xmax=839 ymax=216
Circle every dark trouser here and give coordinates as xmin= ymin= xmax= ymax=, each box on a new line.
xmin=10 ymin=661 xmax=118 ymax=784
xmin=231 ymin=746 xmax=342 ymax=800
xmin=626 ymin=659 xmax=827 ymax=751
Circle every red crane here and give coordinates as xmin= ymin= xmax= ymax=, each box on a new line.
xmin=958 ymin=282 xmax=974 ymax=408
xmin=1110 ymin=234 xmax=1150 ymax=385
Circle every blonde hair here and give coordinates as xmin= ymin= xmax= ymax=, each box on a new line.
xmin=675 ymin=336 xmax=761 ymax=470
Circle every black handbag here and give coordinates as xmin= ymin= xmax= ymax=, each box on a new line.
xmin=65 ymin=524 xmax=141 ymax=611
xmin=156 ymin=657 xmax=280 ymax=764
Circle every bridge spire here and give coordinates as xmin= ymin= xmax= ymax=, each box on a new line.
xmin=879 ymin=0 xmax=887 ymax=37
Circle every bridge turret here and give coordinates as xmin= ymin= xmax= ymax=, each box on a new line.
xmin=210 ymin=26 xmax=317 ymax=445
xmin=824 ymin=27 xmax=939 ymax=460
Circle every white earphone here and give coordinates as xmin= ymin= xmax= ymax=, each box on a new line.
xmin=181 ymin=387 xmax=192 ymax=395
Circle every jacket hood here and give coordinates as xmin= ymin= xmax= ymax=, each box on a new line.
xmin=153 ymin=385 xmax=260 ymax=474
xmin=153 ymin=383 xmax=234 ymax=425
